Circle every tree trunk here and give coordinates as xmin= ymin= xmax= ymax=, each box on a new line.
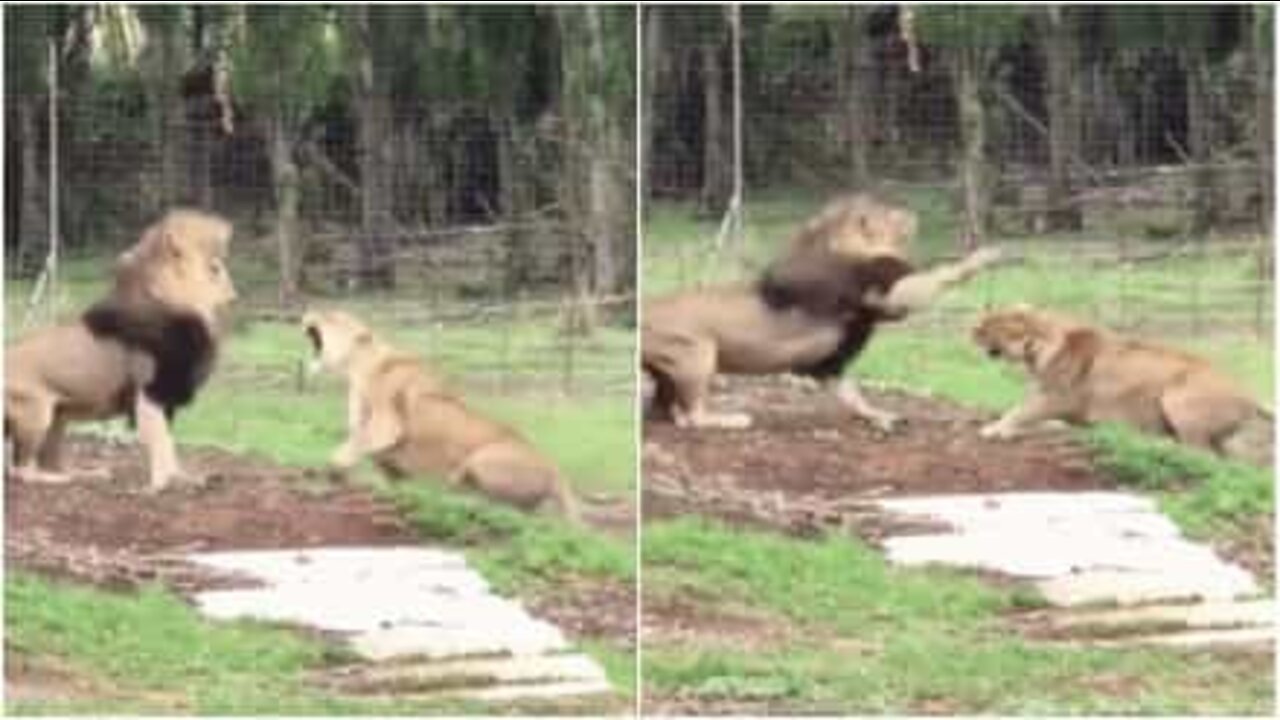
xmin=349 ymin=5 xmax=396 ymax=289
xmin=641 ymin=6 xmax=662 ymax=216
xmin=698 ymin=25 xmax=729 ymax=216
xmin=14 ymin=99 xmax=48 ymax=272
xmin=156 ymin=25 xmax=187 ymax=207
xmin=556 ymin=5 xmax=630 ymax=332
xmin=268 ymin=114 xmax=300 ymax=306
xmin=953 ymin=48 xmax=989 ymax=247
xmin=1042 ymin=5 xmax=1082 ymax=231
xmin=1185 ymin=47 xmax=1219 ymax=235
xmin=185 ymin=7 xmax=213 ymax=208
xmin=1254 ymin=6 xmax=1273 ymax=234
xmin=584 ymin=5 xmax=625 ymax=294
xmin=837 ymin=5 xmax=870 ymax=190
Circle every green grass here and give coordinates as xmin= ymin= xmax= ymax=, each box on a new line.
xmin=1086 ymin=424 xmax=1273 ymax=543
xmin=384 ymin=482 xmax=634 ymax=590
xmin=640 ymin=519 xmax=1273 ymax=714
xmin=4 ymin=573 xmax=494 ymax=715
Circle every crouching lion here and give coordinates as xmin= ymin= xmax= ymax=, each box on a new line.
xmin=973 ymin=304 xmax=1272 ymax=464
xmin=643 ymin=193 xmax=1002 ymax=430
xmin=302 ymin=309 xmax=579 ymax=520
xmin=5 ymin=209 xmax=237 ymax=490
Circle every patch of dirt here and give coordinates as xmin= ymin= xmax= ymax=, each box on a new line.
xmin=6 ymin=438 xmax=417 ymax=590
xmin=1214 ymin=514 xmax=1275 ymax=586
xmin=4 ymin=650 xmax=189 ymax=711
xmin=528 ymin=577 xmax=637 ymax=652
xmin=644 ymin=379 xmax=1106 ymax=542
xmin=641 ymin=591 xmax=795 ymax=651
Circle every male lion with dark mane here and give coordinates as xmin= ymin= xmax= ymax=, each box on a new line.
xmin=5 ymin=209 xmax=236 ymax=490
xmin=973 ymin=304 xmax=1272 ymax=464
xmin=643 ymin=193 xmax=1001 ymax=430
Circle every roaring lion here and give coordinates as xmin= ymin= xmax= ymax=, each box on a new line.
xmin=5 ymin=209 xmax=237 ymax=490
xmin=973 ymin=304 xmax=1272 ymax=462
xmin=643 ymin=193 xmax=1001 ymax=430
xmin=302 ymin=309 xmax=580 ymax=520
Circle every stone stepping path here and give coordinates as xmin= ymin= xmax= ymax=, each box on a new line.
xmin=185 ymin=547 xmax=612 ymax=701
xmin=873 ymin=492 xmax=1272 ymax=649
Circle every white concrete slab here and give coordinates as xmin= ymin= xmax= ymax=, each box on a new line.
xmin=883 ymin=531 xmax=1237 ymax=579
xmin=351 ymin=623 xmax=569 ymax=661
xmin=877 ymin=491 xmax=1158 ymax=520
xmin=185 ymin=546 xmax=609 ymax=702
xmin=1037 ymin=568 xmax=1258 ymax=607
xmin=875 ymin=491 xmax=1265 ymax=624
xmin=194 ymin=585 xmax=538 ymax=634
xmin=1096 ymin=626 xmax=1276 ymax=650
xmin=189 ymin=547 xmax=478 ymax=589
xmin=1047 ymin=599 xmax=1274 ymax=632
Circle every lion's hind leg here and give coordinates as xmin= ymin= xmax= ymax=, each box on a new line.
xmin=1158 ymin=381 xmax=1252 ymax=455
xmin=5 ymin=388 xmax=77 ymax=484
xmin=454 ymin=443 xmax=557 ymax=513
xmin=648 ymin=333 xmax=751 ymax=429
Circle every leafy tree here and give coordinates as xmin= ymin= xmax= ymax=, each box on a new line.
xmin=229 ymin=4 xmax=343 ymax=304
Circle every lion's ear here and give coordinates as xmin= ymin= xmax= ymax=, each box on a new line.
xmin=160 ymin=229 xmax=185 ymax=260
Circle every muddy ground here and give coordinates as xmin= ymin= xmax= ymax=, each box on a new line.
xmin=6 ymin=437 xmax=636 ymax=705
xmin=644 ymin=379 xmax=1105 ymax=540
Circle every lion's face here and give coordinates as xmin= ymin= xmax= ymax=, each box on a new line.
xmin=302 ymin=310 xmax=372 ymax=375
xmin=972 ymin=306 xmax=1048 ymax=364
xmin=804 ymin=195 xmax=916 ymax=260
xmin=118 ymin=209 xmax=237 ymax=321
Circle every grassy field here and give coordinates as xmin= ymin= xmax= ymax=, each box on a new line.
xmin=4 ymin=261 xmax=637 ymax=714
xmin=640 ymin=191 xmax=1274 ymax=714
xmin=642 ymin=520 xmax=1271 ymax=714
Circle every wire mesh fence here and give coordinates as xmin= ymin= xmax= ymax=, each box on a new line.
xmin=643 ymin=4 xmax=1274 ymax=353
xmin=5 ymin=4 xmax=636 ymax=397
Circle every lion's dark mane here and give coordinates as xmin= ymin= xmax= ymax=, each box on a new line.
xmin=757 ymin=250 xmax=915 ymax=380
xmin=81 ymin=298 xmax=217 ymax=419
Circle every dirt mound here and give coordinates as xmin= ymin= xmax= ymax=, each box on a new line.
xmin=5 ymin=438 xmax=416 ymax=589
xmin=643 ymin=380 xmax=1108 ymax=539
xmin=7 ymin=439 xmax=415 ymax=553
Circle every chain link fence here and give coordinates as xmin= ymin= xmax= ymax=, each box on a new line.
xmin=5 ymin=4 xmax=636 ymax=397
xmin=643 ymin=5 xmax=1273 ymax=351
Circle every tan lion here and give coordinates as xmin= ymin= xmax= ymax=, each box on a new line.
xmin=5 ymin=209 xmax=237 ymax=490
xmin=643 ymin=193 xmax=1001 ymax=430
xmin=302 ymin=309 xmax=579 ymax=520
xmin=973 ymin=304 xmax=1272 ymax=462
